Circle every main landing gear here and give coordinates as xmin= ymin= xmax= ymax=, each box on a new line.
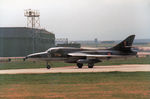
xmin=77 ymin=63 xmax=94 ymax=68
xmin=88 ymin=63 xmax=94 ymax=68
xmin=77 ymin=63 xmax=83 ymax=68
xmin=46 ymin=62 xmax=51 ymax=69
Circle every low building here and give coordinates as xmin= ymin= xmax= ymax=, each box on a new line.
xmin=0 ymin=27 xmax=55 ymax=57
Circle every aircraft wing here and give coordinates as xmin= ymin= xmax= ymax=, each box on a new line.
xmin=68 ymin=52 xmax=120 ymax=58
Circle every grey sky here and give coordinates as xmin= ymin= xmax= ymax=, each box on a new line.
xmin=0 ymin=0 xmax=150 ymax=40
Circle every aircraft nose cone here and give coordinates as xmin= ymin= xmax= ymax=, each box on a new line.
xmin=26 ymin=55 xmax=38 ymax=59
xmin=26 ymin=54 xmax=35 ymax=58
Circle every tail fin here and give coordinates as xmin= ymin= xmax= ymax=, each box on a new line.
xmin=111 ymin=35 xmax=135 ymax=51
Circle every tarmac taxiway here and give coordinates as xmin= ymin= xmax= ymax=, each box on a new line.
xmin=0 ymin=64 xmax=150 ymax=74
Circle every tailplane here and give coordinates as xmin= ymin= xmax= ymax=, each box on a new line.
xmin=111 ymin=35 xmax=135 ymax=51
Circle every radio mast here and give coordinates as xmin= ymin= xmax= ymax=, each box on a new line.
xmin=24 ymin=9 xmax=40 ymax=28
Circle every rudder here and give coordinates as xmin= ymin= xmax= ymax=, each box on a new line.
xmin=111 ymin=35 xmax=135 ymax=51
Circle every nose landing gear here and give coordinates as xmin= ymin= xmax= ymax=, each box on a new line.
xmin=46 ymin=62 xmax=51 ymax=69
xmin=47 ymin=65 xmax=51 ymax=69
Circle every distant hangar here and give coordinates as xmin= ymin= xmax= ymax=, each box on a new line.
xmin=0 ymin=27 xmax=55 ymax=57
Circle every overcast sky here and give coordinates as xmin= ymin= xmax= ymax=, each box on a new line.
xmin=0 ymin=0 xmax=150 ymax=40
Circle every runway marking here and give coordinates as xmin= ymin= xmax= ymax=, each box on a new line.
xmin=0 ymin=64 xmax=150 ymax=74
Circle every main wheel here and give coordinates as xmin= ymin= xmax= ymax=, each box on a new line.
xmin=77 ymin=63 xmax=83 ymax=68
xmin=88 ymin=63 xmax=94 ymax=68
xmin=47 ymin=65 xmax=51 ymax=69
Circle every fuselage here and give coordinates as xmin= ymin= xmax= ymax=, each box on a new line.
xmin=27 ymin=47 xmax=137 ymax=63
xmin=26 ymin=35 xmax=137 ymax=69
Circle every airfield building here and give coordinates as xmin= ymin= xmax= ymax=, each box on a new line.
xmin=0 ymin=27 xmax=55 ymax=57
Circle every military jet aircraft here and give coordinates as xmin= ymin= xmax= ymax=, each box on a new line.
xmin=26 ymin=35 xmax=137 ymax=69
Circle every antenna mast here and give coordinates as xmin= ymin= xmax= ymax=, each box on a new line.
xmin=24 ymin=9 xmax=40 ymax=28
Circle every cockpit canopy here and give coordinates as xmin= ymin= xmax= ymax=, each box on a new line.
xmin=46 ymin=47 xmax=80 ymax=54
xmin=47 ymin=47 xmax=60 ymax=53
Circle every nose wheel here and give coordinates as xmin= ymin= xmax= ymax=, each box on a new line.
xmin=46 ymin=62 xmax=51 ymax=69
xmin=47 ymin=65 xmax=51 ymax=69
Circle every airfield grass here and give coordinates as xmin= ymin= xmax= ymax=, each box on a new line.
xmin=0 ymin=72 xmax=150 ymax=99
xmin=0 ymin=57 xmax=150 ymax=70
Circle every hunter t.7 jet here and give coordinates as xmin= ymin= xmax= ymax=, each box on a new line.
xmin=26 ymin=35 xmax=137 ymax=69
